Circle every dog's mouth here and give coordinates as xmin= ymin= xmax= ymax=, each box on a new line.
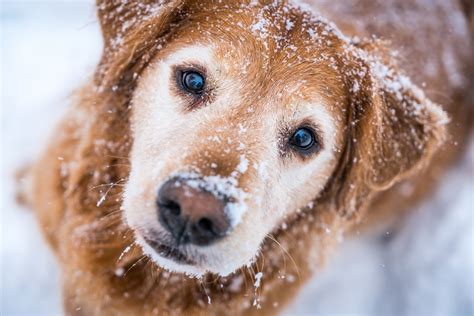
xmin=144 ymin=237 xmax=195 ymax=265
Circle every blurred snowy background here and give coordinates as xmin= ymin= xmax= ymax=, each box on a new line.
xmin=1 ymin=1 xmax=473 ymax=315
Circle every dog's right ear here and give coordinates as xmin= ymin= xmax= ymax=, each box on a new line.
xmin=95 ymin=0 xmax=186 ymax=88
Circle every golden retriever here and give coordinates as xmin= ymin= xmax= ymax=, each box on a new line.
xmin=26 ymin=0 xmax=472 ymax=315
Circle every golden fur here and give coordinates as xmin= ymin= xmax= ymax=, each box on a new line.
xmin=28 ymin=0 xmax=472 ymax=315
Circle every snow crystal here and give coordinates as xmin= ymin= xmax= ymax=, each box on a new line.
xmin=254 ymin=161 xmax=268 ymax=179
xmin=176 ymin=172 xmax=248 ymax=227
xmin=114 ymin=268 xmax=125 ymax=277
xmin=285 ymin=20 xmax=295 ymax=31
xmin=117 ymin=245 xmax=132 ymax=262
xmin=251 ymin=18 xmax=269 ymax=39
xmin=287 ymin=274 xmax=296 ymax=283
xmin=253 ymin=298 xmax=262 ymax=309
xmin=96 ymin=193 xmax=107 ymax=207
xmin=254 ymin=272 xmax=263 ymax=289
xmin=236 ymin=155 xmax=249 ymax=174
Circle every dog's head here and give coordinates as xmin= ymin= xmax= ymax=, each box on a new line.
xmin=95 ymin=0 xmax=447 ymax=276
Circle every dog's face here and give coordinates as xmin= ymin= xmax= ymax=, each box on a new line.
xmin=104 ymin=1 xmax=446 ymax=276
xmin=122 ymin=5 xmax=347 ymax=276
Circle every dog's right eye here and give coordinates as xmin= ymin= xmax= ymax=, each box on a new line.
xmin=288 ymin=127 xmax=321 ymax=156
xmin=180 ymin=71 xmax=205 ymax=94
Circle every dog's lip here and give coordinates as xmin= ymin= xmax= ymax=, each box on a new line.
xmin=143 ymin=237 xmax=195 ymax=265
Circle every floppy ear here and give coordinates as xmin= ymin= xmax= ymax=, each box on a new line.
xmin=95 ymin=0 xmax=187 ymax=88
xmin=327 ymin=40 xmax=448 ymax=217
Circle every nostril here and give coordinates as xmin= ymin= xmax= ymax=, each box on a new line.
xmin=157 ymin=177 xmax=230 ymax=246
xmin=197 ymin=217 xmax=214 ymax=234
xmin=160 ymin=199 xmax=181 ymax=216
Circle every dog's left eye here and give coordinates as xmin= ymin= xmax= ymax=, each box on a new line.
xmin=289 ymin=127 xmax=319 ymax=153
xmin=181 ymin=71 xmax=205 ymax=94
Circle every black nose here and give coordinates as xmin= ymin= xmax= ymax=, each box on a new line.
xmin=157 ymin=177 xmax=230 ymax=246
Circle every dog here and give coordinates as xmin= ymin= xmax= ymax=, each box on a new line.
xmin=26 ymin=0 xmax=472 ymax=315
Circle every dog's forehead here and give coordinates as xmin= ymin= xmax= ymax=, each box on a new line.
xmin=181 ymin=3 xmax=339 ymax=66
xmin=165 ymin=4 xmax=347 ymax=112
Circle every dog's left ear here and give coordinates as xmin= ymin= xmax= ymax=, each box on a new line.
xmin=95 ymin=0 xmax=187 ymax=87
xmin=328 ymin=40 xmax=448 ymax=217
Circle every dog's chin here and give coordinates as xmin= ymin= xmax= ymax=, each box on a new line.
xmin=134 ymin=233 xmax=240 ymax=277
xmin=134 ymin=234 xmax=208 ymax=277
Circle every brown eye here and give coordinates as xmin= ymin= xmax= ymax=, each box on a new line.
xmin=181 ymin=71 xmax=205 ymax=94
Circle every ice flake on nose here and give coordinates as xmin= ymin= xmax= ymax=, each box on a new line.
xmin=177 ymin=172 xmax=248 ymax=227
xmin=226 ymin=201 xmax=247 ymax=227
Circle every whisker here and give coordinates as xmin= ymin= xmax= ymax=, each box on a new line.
xmin=199 ymin=280 xmax=212 ymax=305
xmin=123 ymin=255 xmax=148 ymax=277
xmin=141 ymin=266 xmax=159 ymax=301
xmin=149 ymin=264 xmax=162 ymax=281
xmin=90 ymin=183 xmax=127 ymax=190
xmin=247 ymin=265 xmax=256 ymax=285
xmin=265 ymin=233 xmax=288 ymax=273
xmin=117 ymin=242 xmax=135 ymax=263
xmin=207 ymin=273 xmax=220 ymax=285
xmin=104 ymin=163 xmax=131 ymax=169
xmin=258 ymin=249 xmax=265 ymax=276
xmin=106 ymin=154 xmax=131 ymax=161
xmin=89 ymin=178 xmax=127 ymax=191
xmin=239 ymin=267 xmax=250 ymax=293
xmin=93 ymin=178 xmax=128 ymax=207
xmin=266 ymin=234 xmax=301 ymax=282
xmin=98 ymin=208 xmax=123 ymax=222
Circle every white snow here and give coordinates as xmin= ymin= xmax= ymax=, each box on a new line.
xmin=254 ymin=272 xmax=263 ymax=289
xmin=236 ymin=155 xmax=249 ymax=174
xmin=178 ymin=171 xmax=249 ymax=227
xmin=1 ymin=1 xmax=101 ymax=315
xmin=251 ymin=18 xmax=269 ymax=38
xmin=1 ymin=1 xmax=472 ymax=316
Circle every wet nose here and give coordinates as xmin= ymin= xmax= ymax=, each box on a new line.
xmin=157 ymin=177 xmax=230 ymax=246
